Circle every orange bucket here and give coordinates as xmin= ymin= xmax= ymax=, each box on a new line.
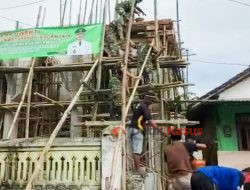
xmin=191 ymin=159 xmax=206 ymax=169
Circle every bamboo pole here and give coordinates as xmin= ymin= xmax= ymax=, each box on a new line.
xmin=61 ymin=0 xmax=68 ymax=26
xmin=88 ymin=0 xmax=95 ymax=24
xmin=69 ymin=0 xmax=72 ymax=25
xmin=99 ymin=0 xmax=103 ymax=23
xmin=176 ymin=0 xmax=182 ymax=58
xmin=125 ymin=41 xmax=154 ymax=117
xmin=16 ymin=21 xmax=19 ymax=30
xmin=25 ymin=59 xmax=99 ymax=190
xmin=25 ymin=59 xmax=34 ymax=139
xmin=36 ymin=6 xmax=42 ymax=28
xmin=108 ymin=0 xmax=111 ymax=23
xmin=83 ymin=0 xmax=88 ymax=24
xmin=154 ymin=0 xmax=159 ymax=50
xmin=92 ymin=0 xmax=107 ymax=121
xmin=154 ymin=0 xmax=161 ymax=84
xmin=25 ymin=7 xmax=42 ymax=139
xmin=41 ymin=7 xmax=46 ymax=27
xmin=33 ymin=92 xmax=64 ymax=108
xmin=60 ymin=0 xmax=62 ymax=25
xmin=95 ymin=0 xmax=99 ymax=23
xmin=78 ymin=0 xmax=83 ymax=25
xmin=7 ymin=59 xmax=36 ymax=139
xmin=121 ymin=1 xmax=136 ymax=189
xmin=109 ymin=1 xmax=136 ymax=189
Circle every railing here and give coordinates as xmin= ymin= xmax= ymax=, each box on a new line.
xmin=0 ymin=138 xmax=101 ymax=189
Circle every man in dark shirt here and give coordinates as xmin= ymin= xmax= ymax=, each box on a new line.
xmin=129 ymin=91 xmax=159 ymax=174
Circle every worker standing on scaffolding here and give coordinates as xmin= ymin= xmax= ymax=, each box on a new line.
xmin=115 ymin=0 xmax=146 ymax=40
xmin=137 ymin=42 xmax=154 ymax=84
xmin=105 ymin=21 xmax=120 ymax=57
xmin=109 ymin=61 xmax=140 ymax=119
xmin=129 ymin=91 xmax=159 ymax=175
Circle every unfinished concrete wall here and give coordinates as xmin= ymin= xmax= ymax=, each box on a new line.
xmin=55 ymin=56 xmax=85 ymax=138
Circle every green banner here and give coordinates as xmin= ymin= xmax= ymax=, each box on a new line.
xmin=0 ymin=24 xmax=103 ymax=60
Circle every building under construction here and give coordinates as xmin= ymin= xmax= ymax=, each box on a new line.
xmin=0 ymin=0 xmax=198 ymax=189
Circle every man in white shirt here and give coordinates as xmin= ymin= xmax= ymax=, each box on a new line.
xmin=67 ymin=28 xmax=92 ymax=56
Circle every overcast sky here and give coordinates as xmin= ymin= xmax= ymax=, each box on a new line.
xmin=0 ymin=0 xmax=249 ymax=96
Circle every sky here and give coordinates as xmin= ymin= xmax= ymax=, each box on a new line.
xmin=0 ymin=0 xmax=250 ymax=96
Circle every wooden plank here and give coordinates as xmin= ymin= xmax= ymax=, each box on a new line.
xmin=132 ymin=19 xmax=173 ymax=27
xmin=75 ymin=119 xmax=199 ymax=127
xmin=76 ymin=121 xmax=122 ymax=127
xmin=78 ymin=112 xmax=160 ymax=119
xmin=0 ymin=58 xmax=122 ymax=73
xmin=0 ymin=64 xmax=93 ymax=73
xmin=0 ymin=59 xmax=186 ymax=74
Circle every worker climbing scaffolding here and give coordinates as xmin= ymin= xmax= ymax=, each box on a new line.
xmin=136 ymin=42 xmax=154 ymax=84
xmin=115 ymin=0 xmax=146 ymax=40
xmin=105 ymin=21 xmax=120 ymax=56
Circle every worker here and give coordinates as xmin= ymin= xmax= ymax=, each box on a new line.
xmin=109 ymin=71 xmax=122 ymax=120
xmin=115 ymin=0 xmax=146 ymax=40
xmin=129 ymin=91 xmax=159 ymax=174
xmin=164 ymin=130 xmax=206 ymax=190
xmin=105 ymin=21 xmax=120 ymax=56
xmin=136 ymin=42 xmax=154 ymax=84
xmin=116 ymin=0 xmax=146 ymax=22
xmin=67 ymin=28 xmax=92 ymax=56
xmin=109 ymin=61 xmax=140 ymax=119
xmin=243 ymin=167 xmax=250 ymax=190
xmin=191 ymin=166 xmax=246 ymax=190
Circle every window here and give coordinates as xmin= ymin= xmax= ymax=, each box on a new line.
xmin=236 ymin=113 xmax=250 ymax=150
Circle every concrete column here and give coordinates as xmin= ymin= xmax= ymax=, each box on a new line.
xmin=70 ymin=107 xmax=82 ymax=138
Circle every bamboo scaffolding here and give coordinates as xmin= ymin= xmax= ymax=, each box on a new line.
xmin=92 ymin=0 xmax=107 ymax=120
xmin=61 ymin=0 xmax=68 ymax=26
xmin=78 ymin=0 xmax=83 ymax=25
xmin=69 ymin=0 xmax=72 ymax=25
xmin=109 ymin=1 xmax=136 ymax=189
xmin=0 ymin=61 xmax=186 ymax=74
xmin=95 ymin=0 xmax=99 ymax=23
xmin=83 ymin=0 xmax=88 ymax=24
xmin=99 ymin=0 xmax=103 ymax=23
xmin=60 ymin=0 xmax=62 ymax=25
xmin=7 ymin=59 xmax=36 ymax=139
xmin=25 ymin=7 xmax=43 ymax=139
xmin=25 ymin=59 xmax=99 ymax=190
xmin=34 ymin=92 xmax=64 ymax=108
xmin=25 ymin=59 xmax=34 ymax=139
xmin=125 ymin=40 xmax=154 ymax=117
xmin=88 ymin=0 xmax=95 ymax=24
xmin=41 ymin=7 xmax=46 ymax=27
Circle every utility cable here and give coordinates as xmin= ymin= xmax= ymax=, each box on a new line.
xmin=0 ymin=0 xmax=47 ymax=11
xmin=0 ymin=15 xmax=34 ymax=27
xmin=227 ymin=0 xmax=250 ymax=7
xmin=190 ymin=59 xmax=250 ymax=67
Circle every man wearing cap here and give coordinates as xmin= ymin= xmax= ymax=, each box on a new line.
xmin=67 ymin=28 xmax=92 ymax=56
xmin=129 ymin=91 xmax=159 ymax=174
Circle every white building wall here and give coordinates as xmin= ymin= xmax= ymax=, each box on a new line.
xmin=219 ymin=77 xmax=250 ymax=100
xmin=218 ymin=151 xmax=250 ymax=170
